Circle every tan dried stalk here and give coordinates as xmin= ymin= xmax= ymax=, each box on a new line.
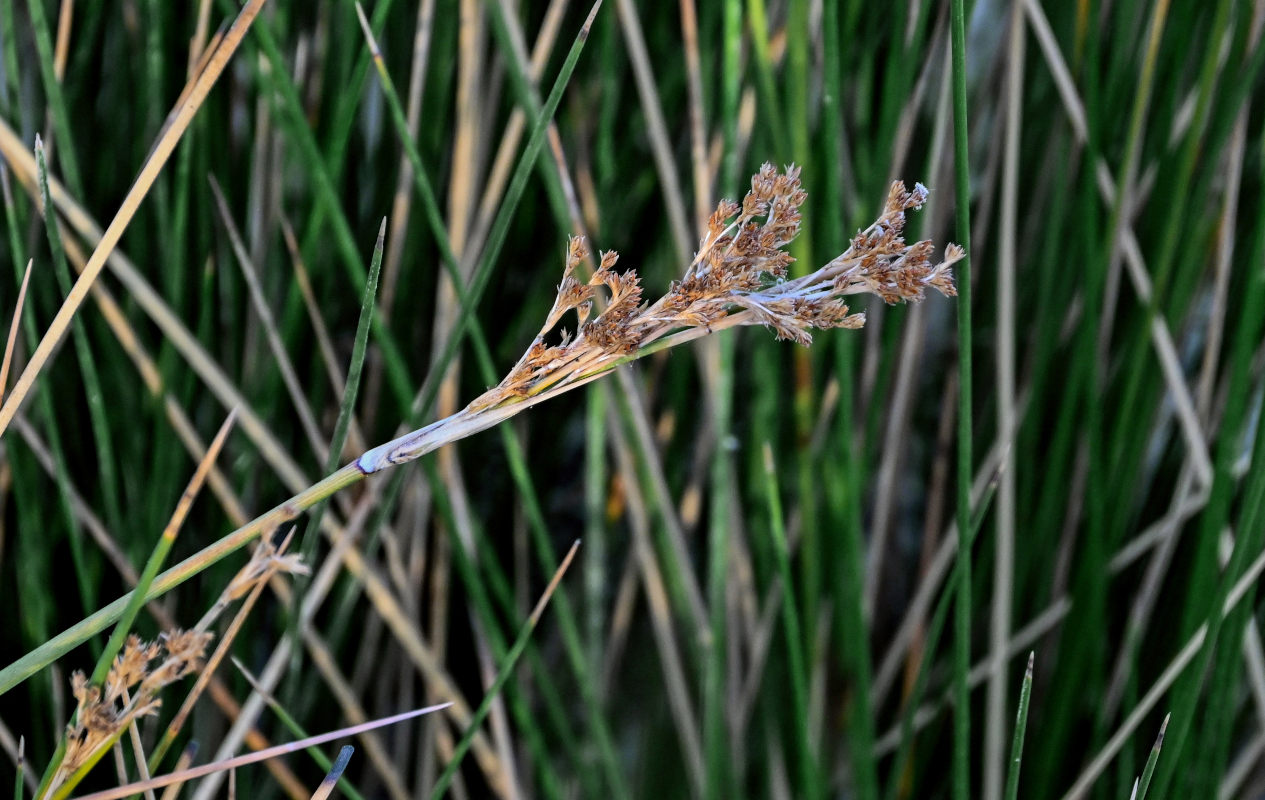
xmin=358 ymin=164 xmax=960 ymax=472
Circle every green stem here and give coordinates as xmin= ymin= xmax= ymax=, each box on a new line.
xmin=949 ymin=0 xmax=975 ymax=798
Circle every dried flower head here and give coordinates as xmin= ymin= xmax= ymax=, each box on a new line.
xmin=52 ymin=629 xmax=213 ymax=792
xmin=358 ymin=165 xmax=960 ymax=473
xmin=482 ymin=164 xmax=958 ymax=398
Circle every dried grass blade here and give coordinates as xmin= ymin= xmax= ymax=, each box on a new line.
xmin=74 ymin=705 xmax=452 ymax=800
xmin=120 ymin=688 xmax=157 ymax=800
xmin=0 ymin=0 xmax=268 ymax=439
xmin=0 ymin=258 xmax=30 ymax=405
xmin=52 ymin=0 xmax=73 ymax=81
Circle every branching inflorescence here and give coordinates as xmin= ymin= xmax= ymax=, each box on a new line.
xmin=357 ymin=164 xmax=961 ymax=473
xmin=50 ymin=631 xmax=212 ymax=793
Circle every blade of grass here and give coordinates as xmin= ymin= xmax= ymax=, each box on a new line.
xmin=0 ymin=2 xmax=20 ymax=122
xmin=207 ymin=175 xmax=329 ymax=465
xmin=24 ymin=0 xmax=85 ymax=197
xmin=5 ymin=156 xmax=98 ymax=629
xmin=827 ymin=338 xmax=880 ymax=800
xmin=1133 ymin=714 xmax=1168 ymax=800
xmin=430 ymin=540 xmax=581 ymax=799
xmin=987 ymin=4 xmax=1024 ymax=798
xmin=744 ymin=0 xmax=788 ymax=158
xmin=296 ymin=218 xmax=384 ymax=568
xmin=11 ymin=736 xmax=23 ymax=800
xmin=1002 ymin=653 xmax=1034 ymax=800
xmin=950 ymin=0 xmax=975 ymax=797
xmin=761 ymin=444 xmax=818 ymax=798
xmin=36 ymin=136 xmax=124 ymax=538
xmin=703 ymin=337 xmax=735 ymax=800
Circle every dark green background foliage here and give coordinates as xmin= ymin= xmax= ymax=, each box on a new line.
xmin=1 ymin=0 xmax=1263 ymax=798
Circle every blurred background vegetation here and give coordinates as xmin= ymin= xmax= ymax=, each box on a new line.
xmin=1 ymin=0 xmax=1264 ymax=798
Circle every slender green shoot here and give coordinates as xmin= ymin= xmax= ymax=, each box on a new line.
xmin=1134 ymin=714 xmax=1169 ymax=800
xmin=761 ymin=443 xmax=818 ymax=798
xmin=949 ymin=0 xmax=975 ymax=797
xmin=1003 ymin=652 xmax=1034 ymax=800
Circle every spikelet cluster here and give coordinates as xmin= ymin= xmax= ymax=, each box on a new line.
xmin=53 ymin=630 xmax=212 ymax=788
xmin=476 ymin=164 xmax=960 ymax=408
